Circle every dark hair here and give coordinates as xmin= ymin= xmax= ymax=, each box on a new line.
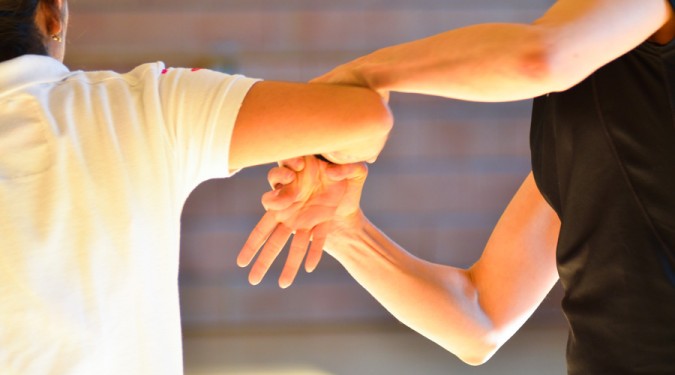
xmin=0 ymin=0 xmax=50 ymax=62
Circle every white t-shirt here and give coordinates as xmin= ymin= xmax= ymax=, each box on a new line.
xmin=0 ymin=55 xmax=259 ymax=374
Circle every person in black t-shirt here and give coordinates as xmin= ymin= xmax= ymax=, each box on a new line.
xmin=238 ymin=1 xmax=675 ymax=373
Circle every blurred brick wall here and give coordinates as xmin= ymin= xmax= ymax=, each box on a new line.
xmin=65 ymin=0 xmax=562 ymax=331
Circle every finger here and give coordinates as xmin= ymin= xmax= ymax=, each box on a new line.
xmin=237 ymin=212 xmax=279 ymax=267
xmin=264 ymin=158 xmax=319 ymax=211
xmin=333 ymin=163 xmax=369 ymax=217
xmin=291 ymin=155 xmax=321 ymax=203
xmin=267 ymin=166 xmax=296 ymax=190
xmin=280 ymin=157 xmax=305 ymax=172
xmin=278 ymin=230 xmax=311 ymax=289
xmin=305 ymin=223 xmax=330 ymax=273
xmin=325 ymin=162 xmax=368 ymax=181
xmin=262 ymin=185 xmax=300 ymax=211
xmin=248 ymin=224 xmax=294 ymax=285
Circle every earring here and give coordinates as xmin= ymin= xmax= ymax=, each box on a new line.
xmin=51 ymin=34 xmax=62 ymax=43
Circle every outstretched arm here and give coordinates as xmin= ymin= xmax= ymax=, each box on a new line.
xmin=229 ymin=82 xmax=392 ymax=170
xmin=239 ymin=164 xmax=560 ymax=365
xmin=323 ymin=172 xmax=560 ymax=365
xmin=313 ymin=0 xmax=672 ymax=101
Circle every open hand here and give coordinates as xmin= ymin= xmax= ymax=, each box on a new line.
xmin=237 ymin=156 xmax=368 ymax=288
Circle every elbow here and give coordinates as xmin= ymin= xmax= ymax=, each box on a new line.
xmin=444 ymin=271 xmax=507 ymax=366
xmin=515 ymin=29 xmax=591 ymax=94
xmin=514 ymin=41 xmax=563 ymax=94
xmin=457 ymin=344 xmax=498 ymax=366
xmin=516 ymin=46 xmax=554 ymax=85
xmin=461 ymin=355 xmax=491 ymax=367
xmin=427 ymin=312 xmax=504 ymax=366
xmin=454 ymin=329 xmax=501 ymax=366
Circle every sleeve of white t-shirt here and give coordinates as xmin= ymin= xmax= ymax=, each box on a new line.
xmin=153 ymin=64 xmax=260 ymax=185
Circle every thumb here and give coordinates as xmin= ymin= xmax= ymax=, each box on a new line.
xmin=262 ymin=184 xmax=300 ymax=211
xmin=279 ymin=157 xmax=305 ymax=172
xmin=325 ymin=162 xmax=368 ymax=182
xmin=267 ymin=166 xmax=296 ymax=190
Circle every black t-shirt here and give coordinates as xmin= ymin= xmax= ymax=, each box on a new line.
xmin=530 ymin=7 xmax=675 ymax=375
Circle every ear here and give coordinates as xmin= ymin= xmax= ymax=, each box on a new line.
xmin=37 ymin=0 xmax=65 ymax=38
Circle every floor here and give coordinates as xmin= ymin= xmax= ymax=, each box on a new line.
xmin=183 ymin=322 xmax=568 ymax=375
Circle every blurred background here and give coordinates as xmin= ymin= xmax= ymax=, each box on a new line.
xmin=65 ymin=0 xmax=566 ymax=373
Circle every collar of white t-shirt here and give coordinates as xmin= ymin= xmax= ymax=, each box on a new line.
xmin=0 ymin=55 xmax=70 ymax=95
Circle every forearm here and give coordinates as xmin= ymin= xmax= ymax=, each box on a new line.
xmin=348 ymin=23 xmax=559 ymax=102
xmin=325 ymin=212 xmax=500 ymax=365
xmin=326 ymin=0 xmax=670 ymax=102
xmin=229 ymin=81 xmax=392 ymax=170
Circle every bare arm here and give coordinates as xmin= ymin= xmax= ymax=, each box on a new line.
xmin=323 ymin=172 xmax=559 ymax=365
xmin=239 ymin=163 xmax=560 ymax=365
xmin=314 ymin=0 xmax=672 ymax=101
xmin=229 ymin=81 xmax=392 ymax=170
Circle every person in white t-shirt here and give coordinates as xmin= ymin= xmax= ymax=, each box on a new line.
xmin=0 ymin=0 xmax=392 ymax=374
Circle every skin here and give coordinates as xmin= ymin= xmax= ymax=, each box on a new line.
xmin=311 ymin=0 xmax=673 ymax=102
xmin=229 ymin=81 xmax=391 ymax=170
xmin=35 ymin=1 xmax=393 ymax=171
xmin=238 ymin=0 xmax=675 ymax=366
xmin=34 ymin=0 xmax=68 ymax=62
xmin=240 ymin=161 xmax=560 ymax=365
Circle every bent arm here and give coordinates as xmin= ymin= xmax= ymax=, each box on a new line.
xmin=316 ymin=0 xmax=672 ymax=101
xmin=229 ymin=81 xmax=392 ymax=170
xmin=324 ymin=173 xmax=560 ymax=365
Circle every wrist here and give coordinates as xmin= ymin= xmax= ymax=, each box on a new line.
xmin=352 ymin=52 xmax=390 ymax=94
xmin=325 ymin=209 xmax=368 ymax=250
